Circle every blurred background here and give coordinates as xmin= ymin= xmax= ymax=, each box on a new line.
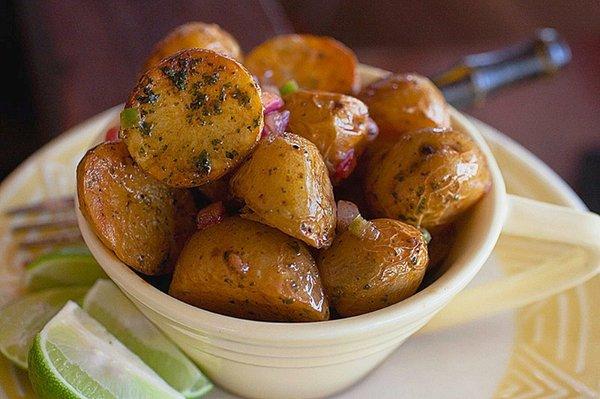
xmin=1 ymin=0 xmax=598 ymax=210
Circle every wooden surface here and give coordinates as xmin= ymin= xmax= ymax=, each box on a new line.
xmin=3 ymin=0 xmax=599 ymax=204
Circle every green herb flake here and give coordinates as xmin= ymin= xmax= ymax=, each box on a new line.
xmin=203 ymin=72 xmax=220 ymax=85
xmin=137 ymin=85 xmax=159 ymax=104
xmin=195 ymin=150 xmax=212 ymax=175
xmin=139 ymin=121 xmax=154 ymax=136
xmin=225 ymin=150 xmax=239 ymax=160
xmin=231 ymin=88 xmax=251 ymax=107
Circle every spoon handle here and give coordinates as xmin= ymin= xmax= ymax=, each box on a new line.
xmin=432 ymin=28 xmax=571 ymax=109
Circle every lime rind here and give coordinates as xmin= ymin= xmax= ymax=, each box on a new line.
xmin=28 ymin=301 xmax=183 ymax=399
xmin=25 ymin=252 xmax=106 ymax=291
xmin=0 ymin=286 xmax=89 ymax=369
xmin=83 ymin=280 xmax=212 ymax=398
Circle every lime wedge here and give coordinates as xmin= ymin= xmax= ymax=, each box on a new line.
xmin=0 ymin=287 xmax=88 ymax=369
xmin=28 ymin=301 xmax=184 ymax=399
xmin=25 ymin=249 xmax=107 ymax=291
xmin=83 ymin=280 xmax=212 ymax=398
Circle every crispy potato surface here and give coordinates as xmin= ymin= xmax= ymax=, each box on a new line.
xmin=121 ymin=49 xmax=263 ymax=187
xmin=285 ymin=89 xmax=370 ymax=184
xmin=144 ymin=22 xmax=242 ymax=70
xmin=359 ymin=73 xmax=450 ymax=142
xmin=245 ymin=34 xmax=359 ymax=94
xmin=169 ymin=217 xmax=329 ymax=322
xmin=77 ymin=142 xmax=197 ymax=275
xmin=230 ymin=133 xmax=336 ymax=248
xmin=363 ymin=127 xmax=492 ymax=229
xmin=318 ymin=219 xmax=428 ymax=317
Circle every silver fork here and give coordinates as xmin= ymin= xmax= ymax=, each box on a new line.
xmin=5 ymin=196 xmax=83 ymax=251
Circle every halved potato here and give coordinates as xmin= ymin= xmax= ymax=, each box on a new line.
xmin=359 ymin=73 xmax=450 ymax=142
xmin=245 ymin=34 xmax=359 ymax=94
xmin=121 ymin=49 xmax=263 ymax=187
xmin=76 ymin=142 xmax=197 ymax=275
xmin=285 ymin=89 xmax=370 ymax=184
xmin=169 ymin=217 xmax=329 ymax=322
xmin=318 ymin=218 xmax=428 ymax=317
xmin=230 ymin=133 xmax=336 ymax=248
xmin=144 ymin=22 xmax=242 ymax=70
xmin=363 ymin=127 xmax=492 ymax=229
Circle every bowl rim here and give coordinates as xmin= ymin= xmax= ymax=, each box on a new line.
xmin=77 ymin=106 xmax=507 ymax=344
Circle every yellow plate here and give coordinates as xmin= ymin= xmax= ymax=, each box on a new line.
xmin=0 ymin=108 xmax=597 ymax=398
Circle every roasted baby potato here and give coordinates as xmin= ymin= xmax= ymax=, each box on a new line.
xmin=285 ymin=89 xmax=370 ymax=184
xmin=359 ymin=73 xmax=450 ymax=142
xmin=121 ymin=49 xmax=263 ymax=187
xmin=318 ymin=218 xmax=428 ymax=317
xmin=245 ymin=34 xmax=359 ymax=94
xmin=364 ymin=127 xmax=492 ymax=229
xmin=144 ymin=22 xmax=242 ymax=70
xmin=169 ymin=217 xmax=329 ymax=322
xmin=77 ymin=142 xmax=197 ymax=275
xmin=230 ymin=133 xmax=336 ymax=248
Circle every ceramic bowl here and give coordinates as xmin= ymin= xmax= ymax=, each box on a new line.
xmin=77 ymin=69 xmax=600 ymax=399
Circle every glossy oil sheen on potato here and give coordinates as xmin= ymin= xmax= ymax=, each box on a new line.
xmin=144 ymin=22 xmax=243 ymax=70
xmin=121 ymin=49 xmax=263 ymax=187
xmin=77 ymin=142 xmax=197 ymax=275
xmin=285 ymin=89 xmax=370 ymax=183
xmin=245 ymin=34 xmax=359 ymax=94
xmin=169 ymin=217 xmax=329 ymax=322
xmin=364 ymin=127 xmax=492 ymax=229
xmin=359 ymin=73 xmax=450 ymax=142
xmin=230 ymin=133 xmax=336 ymax=248
xmin=318 ymin=219 xmax=428 ymax=317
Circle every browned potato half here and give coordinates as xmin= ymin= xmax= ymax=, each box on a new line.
xmin=169 ymin=217 xmax=329 ymax=322
xmin=121 ymin=49 xmax=263 ymax=187
xmin=245 ymin=34 xmax=359 ymax=94
xmin=285 ymin=89 xmax=370 ymax=184
xmin=230 ymin=133 xmax=336 ymax=248
xmin=364 ymin=127 xmax=492 ymax=229
xmin=77 ymin=141 xmax=197 ymax=275
xmin=318 ymin=219 xmax=428 ymax=317
xmin=359 ymin=73 xmax=450 ymax=142
xmin=144 ymin=22 xmax=242 ymax=70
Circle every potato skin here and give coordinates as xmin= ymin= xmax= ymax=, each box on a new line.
xmin=144 ymin=22 xmax=242 ymax=70
xmin=364 ymin=127 xmax=492 ymax=229
xmin=285 ymin=89 xmax=370 ymax=184
xmin=230 ymin=133 xmax=336 ymax=248
xmin=77 ymin=142 xmax=197 ymax=275
xmin=169 ymin=217 xmax=329 ymax=322
xmin=245 ymin=34 xmax=359 ymax=94
xmin=359 ymin=73 xmax=450 ymax=142
xmin=121 ymin=49 xmax=263 ymax=188
xmin=318 ymin=219 xmax=428 ymax=317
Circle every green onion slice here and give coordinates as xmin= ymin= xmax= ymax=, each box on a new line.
xmin=120 ymin=107 xmax=140 ymax=129
xmin=279 ymin=80 xmax=299 ymax=96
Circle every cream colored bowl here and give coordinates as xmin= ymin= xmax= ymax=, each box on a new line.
xmin=77 ymin=68 xmax=600 ymax=399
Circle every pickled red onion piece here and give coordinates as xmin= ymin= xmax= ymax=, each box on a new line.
xmin=104 ymin=126 xmax=120 ymax=142
xmin=336 ymin=200 xmax=360 ymax=231
xmin=333 ymin=149 xmax=356 ymax=182
xmin=261 ymin=90 xmax=284 ymax=114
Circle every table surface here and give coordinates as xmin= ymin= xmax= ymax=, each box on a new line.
xmin=3 ymin=0 xmax=599 ymax=201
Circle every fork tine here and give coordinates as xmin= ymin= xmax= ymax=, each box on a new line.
xmin=4 ymin=196 xmax=75 ymax=216
xmin=11 ymin=218 xmax=79 ymax=234
xmin=18 ymin=229 xmax=83 ymax=249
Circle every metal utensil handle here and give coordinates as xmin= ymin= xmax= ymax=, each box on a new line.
xmin=432 ymin=28 xmax=571 ymax=109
